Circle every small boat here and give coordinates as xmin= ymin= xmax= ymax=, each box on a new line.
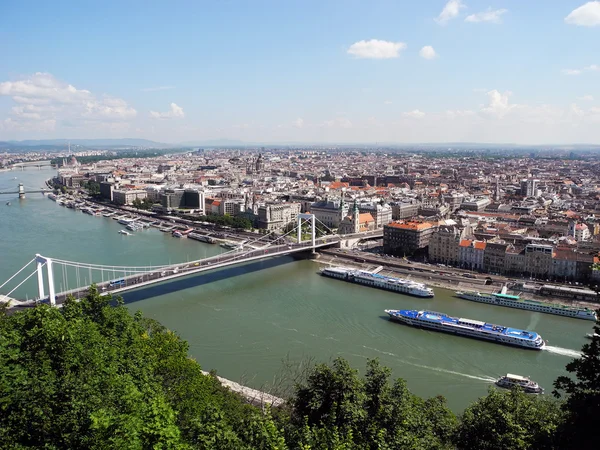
xmin=220 ymin=241 xmax=244 ymax=250
xmin=585 ymin=333 xmax=600 ymax=339
xmin=6 ymin=201 xmax=11 ymax=206
xmin=495 ymin=374 xmax=544 ymax=394
xmin=118 ymin=230 xmax=131 ymax=236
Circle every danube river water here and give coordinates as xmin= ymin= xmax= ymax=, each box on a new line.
xmin=0 ymin=168 xmax=594 ymax=411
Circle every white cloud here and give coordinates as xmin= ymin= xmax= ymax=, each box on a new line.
xmin=0 ymin=117 xmax=56 ymax=132
xmin=446 ymin=109 xmax=475 ymax=118
xmin=561 ymin=65 xmax=599 ymax=75
xmin=322 ymin=118 xmax=353 ymax=128
xmin=141 ymin=86 xmax=175 ymax=92
xmin=465 ymin=8 xmax=508 ymax=23
xmin=480 ymin=90 xmax=515 ymax=118
xmin=435 ymin=0 xmax=466 ymax=24
xmin=578 ymin=95 xmax=594 ymax=101
xmin=347 ymin=39 xmax=407 ymax=59
xmin=0 ymin=72 xmax=137 ymax=132
xmin=565 ymin=1 xmax=600 ymax=27
xmin=149 ymin=102 xmax=185 ymax=119
xmin=0 ymin=73 xmax=92 ymax=104
xmin=402 ymin=109 xmax=426 ymax=119
xmin=419 ymin=46 xmax=438 ymax=60
xmin=570 ymin=103 xmax=585 ymax=118
xmin=293 ymin=118 xmax=304 ymax=128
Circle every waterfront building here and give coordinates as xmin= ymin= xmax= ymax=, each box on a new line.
xmin=160 ymin=189 xmax=205 ymax=214
xmin=428 ymin=225 xmax=462 ymax=265
xmin=483 ymin=242 xmax=508 ymax=275
xmin=551 ymin=249 xmax=578 ymax=281
xmin=524 ymin=243 xmax=554 ymax=279
xmin=383 ymin=221 xmax=436 ymax=257
xmin=257 ymin=203 xmax=301 ymax=230
xmin=504 ymin=246 xmax=526 ymax=276
xmin=458 ymin=239 xmax=486 ymax=271
xmin=112 ymin=189 xmax=147 ymax=205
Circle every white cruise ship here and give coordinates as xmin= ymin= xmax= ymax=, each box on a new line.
xmin=456 ymin=287 xmax=597 ymax=321
xmin=320 ymin=267 xmax=434 ymax=298
xmin=385 ymin=309 xmax=545 ymax=350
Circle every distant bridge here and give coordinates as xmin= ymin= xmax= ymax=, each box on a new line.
xmin=0 ymin=182 xmax=50 ymax=197
xmin=10 ymin=160 xmax=53 ymax=169
xmin=1 ymin=214 xmax=382 ymax=307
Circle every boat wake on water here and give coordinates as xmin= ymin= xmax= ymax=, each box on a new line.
xmin=360 ymin=346 xmax=495 ymax=383
xmin=543 ymin=346 xmax=582 ymax=358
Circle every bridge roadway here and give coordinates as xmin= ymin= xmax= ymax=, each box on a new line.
xmin=49 ymin=238 xmax=338 ymax=306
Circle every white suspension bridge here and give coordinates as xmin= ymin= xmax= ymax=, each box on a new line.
xmin=1 ymin=214 xmax=382 ymax=308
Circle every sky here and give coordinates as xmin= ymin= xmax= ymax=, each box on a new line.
xmin=1 ymin=0 xmax=599 ymax=145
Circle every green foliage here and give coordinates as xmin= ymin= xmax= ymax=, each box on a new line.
xmin=193 ymin=214 xmax=252 ymax=230
xmin=1 ymin=287 xmax=597 ymax=449
xmin=83 ymin=180 xmax=101 ymax=196
xmin=285 ymin=358 xmax=457 ymax=449
xmin=0 ymin=286 xmax=284 ymax=449
xmin=132 ymin=197 xmax=156 ymax=210
xmin=456 ymin=387 xmax=563 ymax=450
xmin=553 ymin=309 xmax=600 ymax=450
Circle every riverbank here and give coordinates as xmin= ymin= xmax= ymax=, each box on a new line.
xmin=316 ymin=250 xmax=600 ymax=310
xmin=202 ymin=371 xmax=284 ymax=408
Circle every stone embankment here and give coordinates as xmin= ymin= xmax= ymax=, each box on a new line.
xmin=202 ymin=371 xmax=284 ymax=408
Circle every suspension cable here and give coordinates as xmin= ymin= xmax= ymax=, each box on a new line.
xmin=5 ymin=263 xmax=45 ymax=298
xmin=0 ymin=257 xmax=35 ymax=290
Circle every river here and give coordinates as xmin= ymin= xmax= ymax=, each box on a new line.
xmin=0 ymin=168 xmax=594 ymax=411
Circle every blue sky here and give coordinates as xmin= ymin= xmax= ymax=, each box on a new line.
xmin=1 ymin=0 xmax=599 ymax=144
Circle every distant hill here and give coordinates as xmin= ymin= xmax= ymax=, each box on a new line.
xmin=4 ymin=138 xmax=175 ymax=149
xmin=179 ymin=139 xmax=248 ymax=147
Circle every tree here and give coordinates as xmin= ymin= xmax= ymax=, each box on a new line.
xmin=553 ymin=309 xmax=600 ymax=450
xmin=0 ymin=286 xmax=285 ymax=449
xmin=285 ymin=358 xmax=457 ymax=449
xmin=456 ymin=387 xmax=563 ymax=450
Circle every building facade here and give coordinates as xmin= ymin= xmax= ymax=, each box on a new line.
xmin=383 ymin=221 xmax=436 ymax=257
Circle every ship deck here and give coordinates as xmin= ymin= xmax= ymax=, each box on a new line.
xmin=397 ymin=310 xmax=540 ymax=341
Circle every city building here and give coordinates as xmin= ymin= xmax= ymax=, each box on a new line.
xmin=310 ymin=198 xmax=349 ymax=229
xmin=112 ymin=189 xmax=147 ymax=205
xmin=458 ymin=239 xmax=486 ymax=271
xmin=358 ymin=202 xmax=392 ymax=228
xmin=524 ymin=243 xmax=554 ymax=279
xmin=428 ymin=226 xmax=463 ymax=265
xmin=521 ymin=178 xmax=539 ymax=197
xmin=391 ymin=201 xmax=420 ymax=220
xmin=383 ymin=221 xmax=436 ymax=257
xmin=257 ymin=203 xmax=301 ymax=230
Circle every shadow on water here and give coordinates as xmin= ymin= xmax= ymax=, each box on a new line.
xmin=119 ymin=256 xmax=296 ymax=305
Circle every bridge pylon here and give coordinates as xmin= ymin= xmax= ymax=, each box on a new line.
xmin=35 ymin=254 xmax=56 ymax=306
xmin=18 ymin=183 xmax=25 ymax=199
xmin=297 ymin=213 xmax=316 ymax=248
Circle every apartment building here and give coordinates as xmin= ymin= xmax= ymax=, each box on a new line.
xmin=383 ymin=221 xmax=436 ymax=257
xmin=458 ymin=239 xmax=486 ymax=271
